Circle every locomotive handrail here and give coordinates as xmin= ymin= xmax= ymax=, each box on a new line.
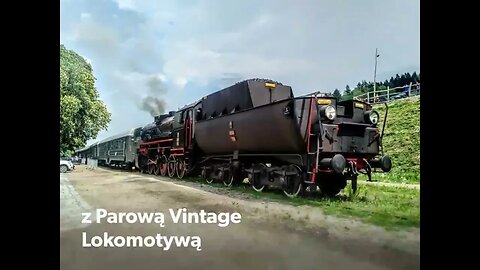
xmin=313 ymin=92 xmax=326 ymax=142
xmin=298 ymin=91 xmax=333 ymax=98
xmin=313 ymin=92 xmax=327 ymax=174
xmin=380 ymin=102 xmax=388 ymax=155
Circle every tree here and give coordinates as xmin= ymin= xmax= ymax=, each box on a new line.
xmin=389 ymin=77 xmax=395 ymax=88
xmin=395 ymin=74 xmax=401 ymax=87
xmin=398 ymin=75 xmax=403 ymax=86
xmin=60 ymin=44 xmax=111 ymax=156
xmin=333 ymin=89 xmax=341 ymax=99
xmin=405 ymin=72 xmax=412 ymax=83
xmin=339 ymin=70 xmax=419 ymax=100
xmin=345 ymin=85 xmax=351 ymax=95
xmin=412 ymin=72 xmax=419 ymax=83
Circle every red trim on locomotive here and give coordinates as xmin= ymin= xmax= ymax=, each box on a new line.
xmin=140 ymin=138 xmax=173 ymax=145
xmin=346 ymin=158 xmax=365 ymax=170
xmin=188 ymin=118 xmax=193 ymax=147
xmin=311 ymin=164 xmax=316 ymax=183
xmin=305 ymin=97 xmax=317 ymax=184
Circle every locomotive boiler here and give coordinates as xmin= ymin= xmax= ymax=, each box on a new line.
xmin=135 ymin=78 xmax=392 ymax=197
xmin=139 ymin=111 xmax=175 ymax=142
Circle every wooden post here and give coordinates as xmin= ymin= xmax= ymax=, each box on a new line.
xmin=408 ymin=82 xmax=412 ymax=96
xmin=387 ymin=86 xmax=390 ymax=101
xmin=367 ymin=92 xmax=370 ymax=103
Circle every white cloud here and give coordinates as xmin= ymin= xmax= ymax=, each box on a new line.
xmin=62 ymin=0 xmax=419 ymax=140
xmin=80 ymin=13 xmax=91 ymax=20
xmin=173 ymin=77 xmax=188 ymax=90
xmin=112 ymin=0 xmax=137 ymax=11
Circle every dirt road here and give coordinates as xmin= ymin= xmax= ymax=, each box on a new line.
xmin=60 ymin=166 xmax=419 ymax=270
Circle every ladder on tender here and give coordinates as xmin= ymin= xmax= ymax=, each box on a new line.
xmin=305 ymin=93 xmax=326 ymax=184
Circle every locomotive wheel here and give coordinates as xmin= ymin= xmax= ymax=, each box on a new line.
xmin=159 ymin=155 xmax=168 ymax=176
xmin=154 ymin=158 xmax=161 ymax=176
xmin=222 ymin=169 xmax=234 ymax=187
xmin=252 ymin=181 xmax=265 ymax=192
xmin=318 ymin=174 xmax=347 ymax=197
xmin=176 ymin=159 xmax=186 ymax=179
xmin=321 ymin=186 xmax=341 ymax=197
xmin=167 ymin=156 xmax=176 ymax=178
xmin=351 ymin=175 xmax=358 ymax=194
xmin=148 ymin=164 xmax=155 ymax=175
xmin=251 ymin=164 xmax=266 ymax=192
xmin=223 ymin=168 xmax=242 ymax=187
xmin=223 ymin=175 xmax=234 ymax=187
xmin=201 ymin=167 xmax=214 ymax=184
xmin=283 ymin=165 xmax=303 ymax=198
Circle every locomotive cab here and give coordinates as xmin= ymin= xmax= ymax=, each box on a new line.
xmin=172 ymin=103 xmax=198 ymax=150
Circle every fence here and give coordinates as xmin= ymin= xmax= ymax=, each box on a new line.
xmin=353 ymin=82 xmax=420 ymax=104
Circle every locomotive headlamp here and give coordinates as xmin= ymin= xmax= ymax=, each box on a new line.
xmin=322 ymin=105 xmax=336 ymax=120
xmin=366 ymin=110 xmax=379 ymax=125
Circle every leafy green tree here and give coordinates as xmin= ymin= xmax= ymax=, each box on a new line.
xmin=339 ymin=70 xmax=420 ymax=100
xmin=400 ymin=74 xmax=407 ymax=86
xmin=395 ymin=74 xmax=401 ymax=87
xmin=345 ymin=85 xmax=351 ymax=95
xmin=405 ymin=72 xmax=412 ymax=83
xmin=60 ymin=44 xmax=111 ymax=156
xmin=412 ymin=72 xmax=419 ymax=83
xmin=333 ymin=89 xmax=341 ymax=99
xmin=389 ymin=77 xmax=395 ymax=87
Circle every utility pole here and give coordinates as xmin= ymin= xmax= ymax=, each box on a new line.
xmin=373 ymin=48 xmax=379 ymax=102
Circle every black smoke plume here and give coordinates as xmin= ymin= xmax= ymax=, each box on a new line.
xmin=141 ymin=96 xmax=166 ymax=117
xmin=139 ymin=76 xmax=168 ymax=117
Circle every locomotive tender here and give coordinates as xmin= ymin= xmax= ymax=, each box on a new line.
xmin=80 ymin=78 xmax=392 ymax=197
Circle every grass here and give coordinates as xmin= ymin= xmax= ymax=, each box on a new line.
xmin=362 ymin=97 xmax=420 ymax=184
xmin=181 ymin=177 xmax=420 ymax=231
xmin=249 ymin=185 xmax=419 ymax=231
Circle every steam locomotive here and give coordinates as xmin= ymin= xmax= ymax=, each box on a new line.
xmin=77 ymin=79 xmax=392 ymax=197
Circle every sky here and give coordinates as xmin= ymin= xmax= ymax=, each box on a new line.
xmin=60 ymin=0 xmax=420 ymax=145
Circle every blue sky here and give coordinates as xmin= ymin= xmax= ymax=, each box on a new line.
xmin=60 ymin=0 xmax=420 ymax=145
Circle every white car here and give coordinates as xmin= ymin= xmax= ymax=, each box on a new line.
xmin=60 ymin=158 xmax=75 ymax=173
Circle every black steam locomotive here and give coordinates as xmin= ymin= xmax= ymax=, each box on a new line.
xmin=133 ymin=78 xmax=391 ymax=197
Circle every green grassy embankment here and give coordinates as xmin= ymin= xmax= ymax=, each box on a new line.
xmin=181 ymin=177 xmax=420 ymax=231
xmin=360 ymin=96 xmax=420 ymax=184
xmin=249 ymin=184 xmax=420 ymax=231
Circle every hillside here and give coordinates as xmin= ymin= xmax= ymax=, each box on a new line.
xmin=361 ymin=96 xmax=420 ymax=183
